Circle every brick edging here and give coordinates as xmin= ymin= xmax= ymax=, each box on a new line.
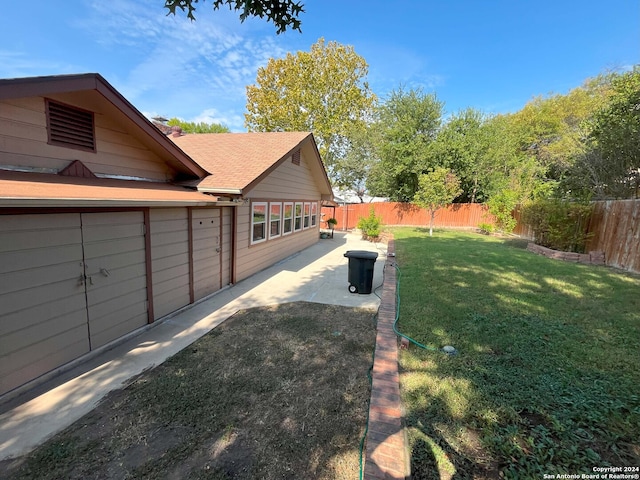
xmin=526 ymin=242 xmax=605 ymax=265
xmin=364 ymin=237 xmax=411 ymax=479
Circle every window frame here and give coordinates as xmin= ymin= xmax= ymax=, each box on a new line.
xmin=303 ymin=202 xmax=311 ymax=229
xmin=283 ymin=202 xmax=293 ymax=236
xmin=251 ymin=201 xmax=268 ymax=245
xmin=269 ymin=202 xmax=282 ymax=240
xmin=311 ymin=202 xmax=318 ymax=227
xmin=294 ymin=202 xmax=303 ymax=232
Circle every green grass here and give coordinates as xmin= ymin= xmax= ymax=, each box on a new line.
xmin=392 ymin=228 xmax=640 ymax=479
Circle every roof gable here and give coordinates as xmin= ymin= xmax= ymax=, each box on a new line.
xmin=171 ymin=132 xmax=333 ymax=197
xmin=0 ymin=73 xmax=208 ymax=180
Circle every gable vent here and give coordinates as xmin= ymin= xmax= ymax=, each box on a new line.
xmin=46 ymin=99 xmax=96 ymax=152
xmin=292 ymin=149 xmax=301 ymax=166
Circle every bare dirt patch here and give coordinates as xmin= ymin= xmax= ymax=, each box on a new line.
xmin=0 ymin=302 xmax=376 ymax=480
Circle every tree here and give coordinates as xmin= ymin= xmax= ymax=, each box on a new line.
xmin=367 ymin=87 xmax=444 ymax=202
xmin=245 ymin=38 xmax=377 ymax=181
xmin=413 ymin=167 xmax=462 ymax=236
xmin=584 ymin=67 xmax=640 ymax=198
xmin=331 ymin=125 xmax=379 ymax=202
xmin=427 ymin=108 xmax=491 ymax=203
xmin=164 ymin=0 xmax=304 ymax=34
xmin=167 ymin=117 xmax=230 ymax=133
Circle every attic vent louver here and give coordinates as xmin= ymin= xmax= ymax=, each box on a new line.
xmin=292 ymin=149 xmax=301 ymax=166
xmin=46 ymin=99 xmax=96 ymax=152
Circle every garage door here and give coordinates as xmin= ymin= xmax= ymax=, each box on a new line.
xmin=0 ymin=211 xmax=148 ymax=396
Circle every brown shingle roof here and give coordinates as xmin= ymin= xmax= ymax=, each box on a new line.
xmin=0 ymin=171 xmax=221 ymax=207
xmin=170 ymin=132 xmax=314 ymax=192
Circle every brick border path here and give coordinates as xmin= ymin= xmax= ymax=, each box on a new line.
xmin=364 ymin=237 xmax=410 ymax=479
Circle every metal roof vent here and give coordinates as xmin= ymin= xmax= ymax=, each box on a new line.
xmin=46 ymin=99 xmax=96 ymax=152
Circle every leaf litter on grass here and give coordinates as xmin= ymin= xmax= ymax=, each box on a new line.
xmin=0 ymin=302 xmax=377 ymax=480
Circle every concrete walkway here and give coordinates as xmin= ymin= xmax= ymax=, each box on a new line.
xmin=0 ymin=231 xmax=387 ymax=462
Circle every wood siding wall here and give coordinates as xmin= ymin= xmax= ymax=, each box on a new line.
xmin=586 ymin=199 xmax=640 ymax=273
xmin=0 ymin=95 xmax=174 ymax=181
xmin=248 ymin=150 xmax=319 ymax=200
xmin=238 ymin=152 xmax=323 ymax=282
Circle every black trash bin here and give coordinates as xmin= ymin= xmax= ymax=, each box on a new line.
xmin=343 ymin=250 xmax=378 ymax=294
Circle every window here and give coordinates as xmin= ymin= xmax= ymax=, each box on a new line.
xmin=283 ymin=202 xmax=293 ymax=235
xmin=269 ymin=203 xmax=282 ymax=239
xmin=251 ymin=202 xmax=267 ymax=244
xmin=46 ymin=99 xmax=96 ymax=152
xmin=311 ymin=202 xmax=318 ymax=227
xmin=303 ymin=202 xmax=311 ymax=229
xmin=294 ymin=202 xmax=303 ymax=231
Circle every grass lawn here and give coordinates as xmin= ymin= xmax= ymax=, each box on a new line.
xmin=393 ymin=228 xmax=640 ymax=479
xmin=0 ymin=302 xmax=376 ymax=480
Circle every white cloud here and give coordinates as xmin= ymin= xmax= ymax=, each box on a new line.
xmin=76 ymin=0 xmax=289 ymax=132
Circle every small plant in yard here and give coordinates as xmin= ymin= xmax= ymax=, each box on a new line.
xmin=326 ymin=217 xmax=338 ymax=228
xmin=392 ymin=228 xmax=639 ymax=478
xmin=356 ymin=207 xmax=382 ymax=240
xmin=477 ymin=222 xmax=494 ymax=234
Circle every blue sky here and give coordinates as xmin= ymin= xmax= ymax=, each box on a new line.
xmin=2 ymin=1 xmax=638 ymax=132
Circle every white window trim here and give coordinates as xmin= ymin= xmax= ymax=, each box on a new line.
xmin=283 ymin=201 xmax=293 ymax=236
xmin=251 ymin=201 xmax=268 ymax=245
xmin=303 ymin=202 xmax=311 ymax=230
xmin=269 ymin=202 xmax=282 ymax=240
xmin=311 ymin=202 xmax=318 ymax=227
xmin=294 ymin=202 xmax=303 ymax=232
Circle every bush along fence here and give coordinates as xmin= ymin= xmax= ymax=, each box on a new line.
xmin=321 ymin=199 xmax=640 ymax=274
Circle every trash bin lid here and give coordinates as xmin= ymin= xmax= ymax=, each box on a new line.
xmin=343 ymin=250 xmax=379 ymax=260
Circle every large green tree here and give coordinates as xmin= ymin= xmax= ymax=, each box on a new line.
xmin=164 ymin=0 xmax=304 ymax=34
xmin=245 ymin=38 xmax=377 ymax=182
xmin=367 ymin=87 xmax=444 ymax=202
xmin=563 ymin=67 xmax=640 ymax=199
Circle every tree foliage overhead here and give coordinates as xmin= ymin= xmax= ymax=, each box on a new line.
xmin=245 ymin=38 xmax=377 ymax=181
xmin=167 ymin=117 xmax=230 ymax=133
xmin=164 ymin=0 xmax=304 ymax=34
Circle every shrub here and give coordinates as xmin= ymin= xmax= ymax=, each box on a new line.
xmin=486 ymin=190 xmax=519 ymax=233
xmin=520 ymin=199 xmax=593 ymax=253
xmin=357 ymin=207 xmax=382 ymax=240
xmin=478 ymin=222 xmax=494 ymax=234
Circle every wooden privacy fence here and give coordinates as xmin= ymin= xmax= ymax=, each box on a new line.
xmin=321 ymin=202 xmax=494 ymax=231
xmin=321 ymin=199 xmax=640 ymax=274
xmin=586 ymin=199 xmax=640 ymax=273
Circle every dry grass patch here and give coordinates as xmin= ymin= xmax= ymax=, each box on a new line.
xmin=1 ymin=302 xmax=376 ymax=480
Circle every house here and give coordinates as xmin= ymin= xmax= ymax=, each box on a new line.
xmin=0 ymin=73 xmax=332 ymax=399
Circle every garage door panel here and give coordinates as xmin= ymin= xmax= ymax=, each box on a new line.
xmin=82 ymin=223 xmax=144 ymax=243
xmin=0 ymin=269 xmax=86 ymax=317
xmin=0 ymin=309 xmax=89 ymax=356
xmin=83 ymin=236 xmax=145 ymax=261
xmin=0 ymin=228 xmax=83 ymax=254
xmin=0 ymin=292 xmax=87 ymax=336
xmin=0 ymin=323 xmax=89 ymax=395
xmin=86 ymin=275 xmax=147 ymax=306
xmin=0 ymin=213 xmax=81 ymax=231
xmin=0 ymin=261 xmax=84 ymax=295
xmin=0 ymin=244 xmax=82 ymax=275
xmin=90 ymin=311 xmax=149 ymax=350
